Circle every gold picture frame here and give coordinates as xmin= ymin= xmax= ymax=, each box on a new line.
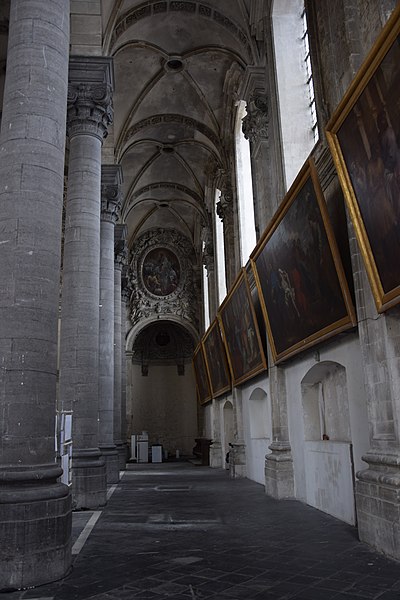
xmin=193 ymin=342 xmax=212 ymax=405
xmin=218 ymin=268 xmax=267 ymax=386
xmin=326 ymin=6 xmax=400 ymax=312
xmin=202 ymin=319 xmax=231 ymax=398
xmin=251 ymin=159 xmax=356 ymax=364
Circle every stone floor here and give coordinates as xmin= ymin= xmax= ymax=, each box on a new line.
xmin=3 ymin=462 xmax=400 ymax=600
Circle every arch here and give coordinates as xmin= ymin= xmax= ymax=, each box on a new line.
xmin=126 ymin=314 xmax=199 ymax=352
xmin=245 ymin=387 xmax=271 ymax=486
xmin=222 ymin=400 xmax=234 ymax=458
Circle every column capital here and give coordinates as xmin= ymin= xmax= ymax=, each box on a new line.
xmin=101 ymin=165 xmax=123 ymax=224
xmin=242 ymin=93 xmax=269 ymax=144
xmin=216 ymin=182 xmax=233 ymax=223
xmin=67 ymin=56 xmax=114 ymax=141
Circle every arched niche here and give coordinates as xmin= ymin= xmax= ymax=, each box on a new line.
xmin=245 ymin=387 xmax=271 ymax=486
xmin=222 ymin=400 xmax=234 ymax=458
xmin=301 ymin=361 xmax=351 ymax=442
xmin=300 ymin=360 xmax=355 ymax=525
xmin=248 ymin=387 xmax=270 ymax=440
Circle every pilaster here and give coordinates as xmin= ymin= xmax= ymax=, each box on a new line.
xmin=242 ymin=91 xmax=270 ymax=236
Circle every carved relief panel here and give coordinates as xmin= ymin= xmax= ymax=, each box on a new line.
xmin=129 ymin=228 xmax=200 ymax=332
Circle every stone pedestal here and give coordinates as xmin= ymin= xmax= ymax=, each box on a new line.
xmin=230 ymin=442 xmax=247 ymax=479
xmin=59 ymin=56 xmax=114 ymax=509
xmin=265 ymin=441 xmax=294 ymax=499
xmin=99 ymin=165 xmax=123 ymax=484
xmin=0 ymin=0 xmax=71 ymax=589
xmin=209 ymin=441 xmax=223 ymax=468
xmin=356 ymin=452 xmax=400 ymax=558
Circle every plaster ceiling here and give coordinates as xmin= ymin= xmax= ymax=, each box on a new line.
xmin=103 ymin=0 xmax=258 ymax=253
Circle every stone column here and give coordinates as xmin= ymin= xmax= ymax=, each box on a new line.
xmin=99 ymin=165 xmax=123 ymax=484
xmin=242 ymin=92 xmax=271 ymax=237
xmin=114 ymin=225 xmax=128 ymax=468
xmin=59 ymin=56 xmax=114 ymax=509
xmin=216 ymin=183 xmax=237 ymax=290
xmin=120 ymin=272 xmax=131 ymax=462
xmin=0 ymin=0 xmax=71 ymax=589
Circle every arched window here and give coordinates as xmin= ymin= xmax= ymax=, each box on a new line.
xmin=214 ymin=189 xmax=227 ymax=304
xmin=272 ymin=0 xmax=318 ymax=189
xmin=202 ymin=246 xmax=210 ymax=330
xmin=234 ymin=101 xmax=256 ymax=266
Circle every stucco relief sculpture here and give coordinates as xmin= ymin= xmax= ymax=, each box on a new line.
xmin=130 ymin=228 xmax=200 ymax=330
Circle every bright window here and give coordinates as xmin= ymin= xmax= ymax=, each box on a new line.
xmin=235 ymin=101 xmax=256 ymax=266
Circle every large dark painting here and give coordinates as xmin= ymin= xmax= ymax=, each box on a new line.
xmin=142 ymin=247 xmax=180 ymax=296
xmin=251 ymin=159 xmax=356 ymax=364
xmin=193 ymin=343 xmax=211 ymax=405
xmin=326 ymin=7 xmax=400 ymax=312
xmin=202 ymin=319 xmax=231 ymax=398
xmin=218 ymin=269 xmax=267 ymax=386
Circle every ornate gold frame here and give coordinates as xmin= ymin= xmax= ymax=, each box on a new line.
xmin=202 ymin=319 xmax=231 ymax=398
xmin=218 ymin=268 xmax=267 ymax=386
xmin=251 ymin=159 xmax=356 ymax=364
xmin=326 ymin=6 xmax=400 ymax=312
xmin=192 ymin=342 xmax=212 ymax=405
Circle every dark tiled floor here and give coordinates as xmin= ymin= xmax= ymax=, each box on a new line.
xmin=4 ymin=462 xmax=400 ymax=599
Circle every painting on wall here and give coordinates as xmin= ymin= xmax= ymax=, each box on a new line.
xmin=251 ymin=158 xmax=356 ymax=364
xmin=326 ymin=6 xmax=400 ymax=312
xmin=202 ymin=319 xmax=231 ymax=398
xmin=142 ymin=247 xmax=180 ymax=297
xmin=218 ymin=269 xmax=267 ymax=386
xmin=193 ymin=342 xmax=212 ymax=405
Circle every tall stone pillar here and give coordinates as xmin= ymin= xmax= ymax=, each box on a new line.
xmin=121 ymin=273 xmax=131 ymax=462
xmin=242 ymin=92 xmax=271 ymax=237
xmin=114 ymin=225 xmax=128 ymax=468
xmin=59 ymin=56 xmax=114 ymax=509
xmin=216 ymin=183 xmax=237 ymax=290
xmin=99 ymin=165 xmax=123 ymax=484
xmin=0 ymin=0 xmax=71 ymax=589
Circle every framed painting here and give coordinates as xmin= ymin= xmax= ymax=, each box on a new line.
xmin=251 ymin=158 xmax=356 ymax=364
xmin=326 ymin=6 xmax=400 ymax=312
xmin=218 ymin=268 xmax=267 ymax=386
xmin=193 ymin=342 xmax=212 ymax=405
xmin=202 ymin=319 xmax=231 ymax=398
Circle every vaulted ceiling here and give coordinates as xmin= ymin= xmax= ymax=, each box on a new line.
xmin=102 ymin=0 xmax=261 ymax=255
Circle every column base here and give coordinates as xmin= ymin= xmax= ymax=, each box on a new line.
xmin=229 ymin=442 xmax=246 ymax=479
xmin=99 ymin=445 xmax=120 ymax=484
xmin=265 ymin=441 xmax=294 ymax=499
xmin=356 ymin=452 xmax=400 ymax=560
xmin=116 ymin=442 xmax=127 ymax=470
xmin=209 ymin=441 xmax=222 ymax=468
xmin=0 ymin=465 xmax=72 ymax=591
xmin=72 ymin=449 xmax=107 ymax=509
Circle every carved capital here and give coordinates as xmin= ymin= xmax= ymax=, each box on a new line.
xmin=101 ymin=184 xmax=122 ymax=224
xmin=216 ymin=182 xmax=233 ymax=223
xmin=114 ymin=246 xmax=127 ymax=271
xmin=67 ymin=82 xmax=113 ymax=140
xmin=242 ymin=94 xmax=269 ymax=144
